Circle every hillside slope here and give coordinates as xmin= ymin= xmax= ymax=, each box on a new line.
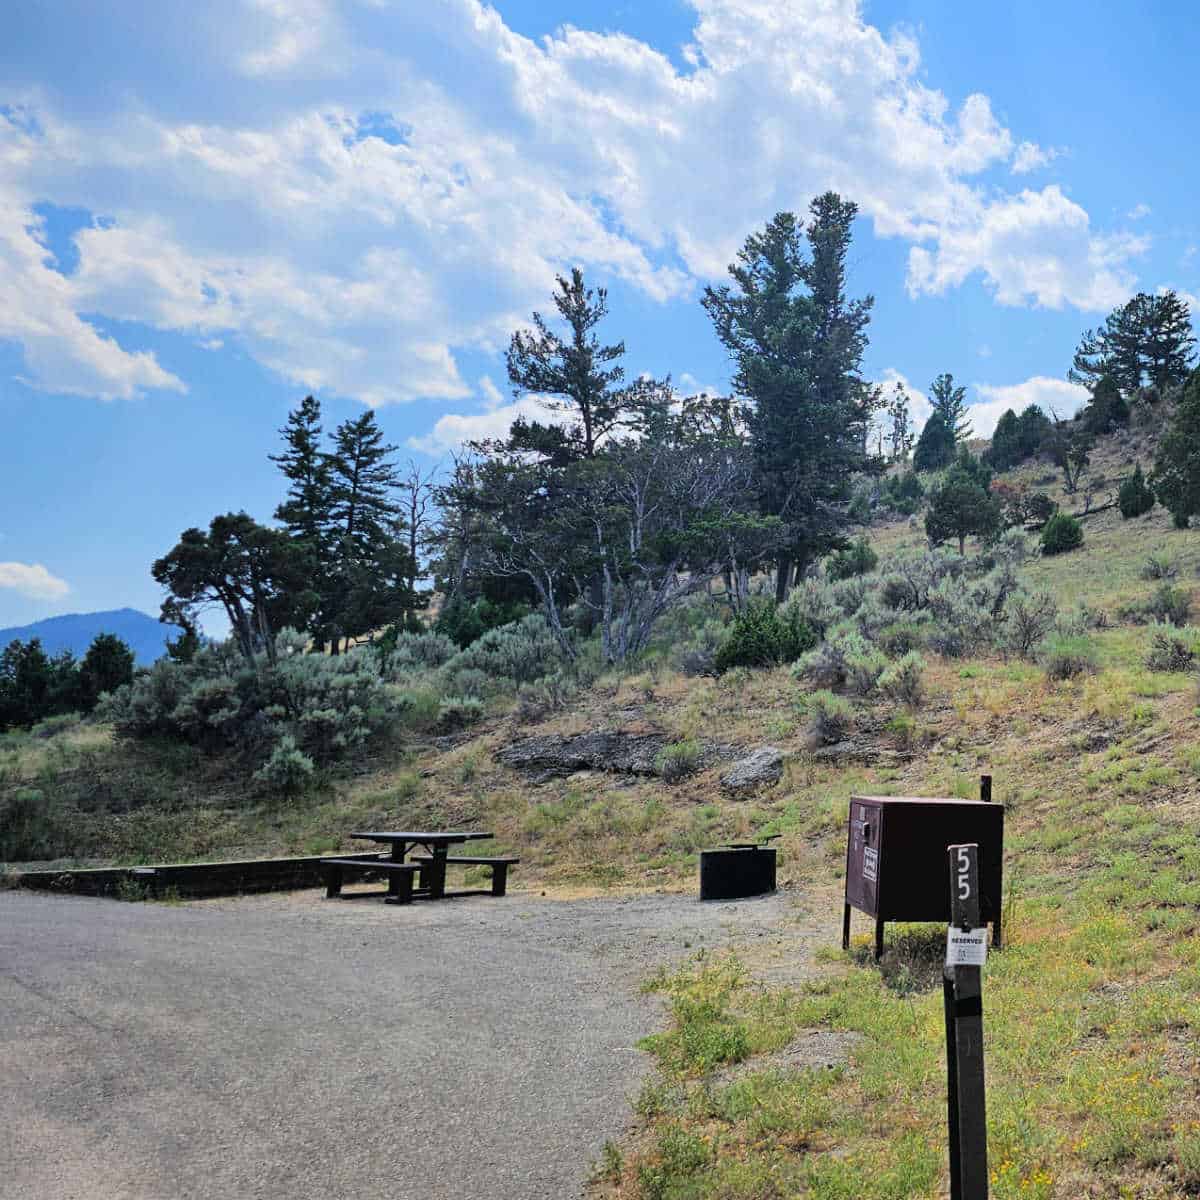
xmin=7 ymin=422 xmax=1200 ymax=1195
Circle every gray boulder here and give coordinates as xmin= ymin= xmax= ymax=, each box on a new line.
xmin=720 ymin=746 xmax=784 ymax=793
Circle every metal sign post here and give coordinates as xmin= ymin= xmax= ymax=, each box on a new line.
xmin=944 ymin=842 xmax=988 ymax=1199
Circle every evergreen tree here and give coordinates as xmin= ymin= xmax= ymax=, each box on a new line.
xmin=1151 ymin=370 xmax=1200 ymax=527
xmin=79 ymin=633 xmax=135 ymax=709
xmin=1118 ymin=465 xmax=1156 ymax=519
xmin=505 ymin=268 xmax=635 ymax=461
xmin=325 ymin=412 xmax=414 ymax=649
xmin=271 ymin=396 xmax=334 ymax=550
xmin=1070 ymin=291 xmax=1196 ymax=393
xmin=703 ymin=195 xmax=877 ymax=602
xmin=0 ymin=638 xmax=52 ymax=729
xmin=988 ymin=409 xmax=1023 ymax=471
xmin=1017 ymin=404 xmax=1051 ymax=459
xmin=929 ymin=372 xmax=972 ymax=441
xmin=912 ymin=411 xmax=956 ymax=472
xmin=1084 ymin=374 xmax=1130 ymax=434
xmin=884 ymin=381 xmax=914 ymax=462
xmin=925 ymin=468 xmax=1002 ymax=555
xmin=153 ymin=513 xmax=315 ymax=664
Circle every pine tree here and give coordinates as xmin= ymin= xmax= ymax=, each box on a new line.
xmin=925 ymin=468 xmax=1001 ymax=555
xmin=1083 ymin=374 xmax=1130 ymax=434
xmin=1151 ymin=370 xmax=1200 ymax=527
xmin=505 ymin=268 xmax=634 ymax=461
xmin=989 ymin=409 xmax=1022 ymax=470
xmin=79 ymin=633 xmax=135 ymax=709
xmin=325 ymin=412 xmax=414 ymax=648
xmin=271 ymin=396 xmax=334 ymax=549
xmin=703 ymin=195 xmax=877 ymax=602
xmin=885 ymin=382 xmax=915 ymax=462
xmin=1118 ymin=464 xmax=1156 ymax=519
xmin=913 ymin=411 xmax=956 ymax=473
xmin=1070 ymin=291 xmax=1196 ymax=393
xmin=929 ymin=373 xmax=972 ymax=442
xmin=1017 ymin=404 xmax=1051 ymax=458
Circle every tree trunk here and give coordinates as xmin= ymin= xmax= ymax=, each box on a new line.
xmin=775 ymin=555 xmax=792 ymax=605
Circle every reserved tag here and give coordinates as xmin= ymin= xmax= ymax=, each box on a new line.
xmin=945 ymin=926 xmax=988 ymax=967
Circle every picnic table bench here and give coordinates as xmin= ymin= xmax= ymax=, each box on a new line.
xmin=320 ymin=831 xmax=519 ymax=904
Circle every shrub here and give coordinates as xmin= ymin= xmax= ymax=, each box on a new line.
xmin=714 ymin=599 xmax=816 ymax=672
xmin=876 ymin=619 xmax=929 ymax=657
xmin=845 ymin=646 xmax=889 ymax=697
xmin=673 ymin=620 xmax=726 ymax=678
xmin=804 ymin=690 xmax=854 ymax=744
xmin=1023 ymin=492 xmax=1056 ymax=525
xmin=656 ymin=739 xmax=703 ymax=782
xmin=879 ymin=652 xmax=926 ymax=707
xmin=1145 ymin=626 xmax=1199 ymax=672
xmin=1141 ymin=550 xmax=1178 ymax=581
xmin=435 ymin=595 xmax=530 ymax=648
xmin=880 ymin=471 xmax=925 ymax=515
xmin=101 ymin=632 xmax=403 ymax=767
xmin=1040 ymin=634 xmax=1098 ymax=680
xmin=877 ymin=549 xmax=961 ymax=613
xmin=1001 ymin=592 xmax=1058 ymax=659
xmin=436 ymin=695 xmax=485 ymax=730
xmin=0 ymin=788 xmax=69 ymax=862
xmin=443 ymin=614 xmax=563 ymax=684
xmin=439 ymin=666 xmax=491 ymax=699
xmin=1040 ymin=512 xmax=1084 ymax=556
xmin=1119 ymin=465 xmax=1156 ymax=519
xmin=514 ymin=672 xmax=578 ymax=723
xmin=793 ymin=627 xmax=874 ymax=690
xmin=253 ymin=735 xmax=314 ymax=799
xmin=926 ymin=576 xmax=998 ymax=658
xmin=825 ymin=536 xmax=878 ymax=581
xmin=384 ymin=630 xmax=457 ymax=675
xmin=30 ymin=712 xmax=82 ymax=740
xmin=784 ymin=580 xmax=843 ymax=639
xmin=1149 ymin=584 xmax=1192 ymax=627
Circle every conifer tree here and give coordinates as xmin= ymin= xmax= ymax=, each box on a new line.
xmin=988 ymin=410 xmax=1020 ymax=470
xmin=325 ymin=412 xmax=413 ymax=649
xmin=1151 ymin=370 xmax=1200 ymax=527
xmin=703 ymin=194 xmax=877 ymax=602
xmin=912 ymin=410 xmax=956 ymax=473
xmin=505 ymin=268 xmax=636 ymax=461
xmin=929 ymin=372 xmax=972 ymax=441
xmin=271 ymin=396 xmax=334 ymax=550
xmin=885 ymin=381 xmax=915 ymax=462
xmin=1070 ymin=291 xmax=1196 ymax=393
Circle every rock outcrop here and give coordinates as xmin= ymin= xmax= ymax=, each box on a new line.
xmin=720 ymin=746 xmax=784 ymax=793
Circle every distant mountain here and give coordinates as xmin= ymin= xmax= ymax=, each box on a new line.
xmin=0 ymin=608 xmax=183 ymax=666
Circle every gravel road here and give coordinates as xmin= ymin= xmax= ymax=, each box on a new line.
xmin=0 ymin=887 xmax=812 ymax=1200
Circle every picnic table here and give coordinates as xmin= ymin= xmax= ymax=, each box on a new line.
xmin=320 ymin=831 xmax=519 ymax=905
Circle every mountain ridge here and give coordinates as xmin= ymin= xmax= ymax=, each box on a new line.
xmin=0 ymin=607 xmax=181 ymax=665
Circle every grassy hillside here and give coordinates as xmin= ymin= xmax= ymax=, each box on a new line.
xmin=6 ymin=426 xmax=1200 ymax=1195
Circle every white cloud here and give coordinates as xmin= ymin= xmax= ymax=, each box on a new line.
xmin=2 ymin=0 xmax=1148 ymax=408
xmin=971 ymin=376 xmax=1089 ymax=437
xmin=406 ymin=394 xmax=550 ymax=456
xmin=0 ymin=561 xmax=70 ymax=601
xmin=1012 ymin=141 xmax=1059 ymax=174
xmin=1128 ymin=203 xmax=1152 ymax=221
xmin=907 ymin=186 xmax=1147 ymax=310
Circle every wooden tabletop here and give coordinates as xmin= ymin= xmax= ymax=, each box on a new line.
xmin=350 ymin=831 xmax=494 ymax=845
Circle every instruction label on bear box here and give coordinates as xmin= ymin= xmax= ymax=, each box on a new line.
xmin=862 ymin=846 xmax=878 ymax=883
xmin=945 ymin=926 xmax=988 ymax=967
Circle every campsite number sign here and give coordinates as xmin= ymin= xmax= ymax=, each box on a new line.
xmin=943 ymin=843 xmax=988 ymax=1200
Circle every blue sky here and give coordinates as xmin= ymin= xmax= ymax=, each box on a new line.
xmin=2 ymin=0 xmax=1197 ymax=631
